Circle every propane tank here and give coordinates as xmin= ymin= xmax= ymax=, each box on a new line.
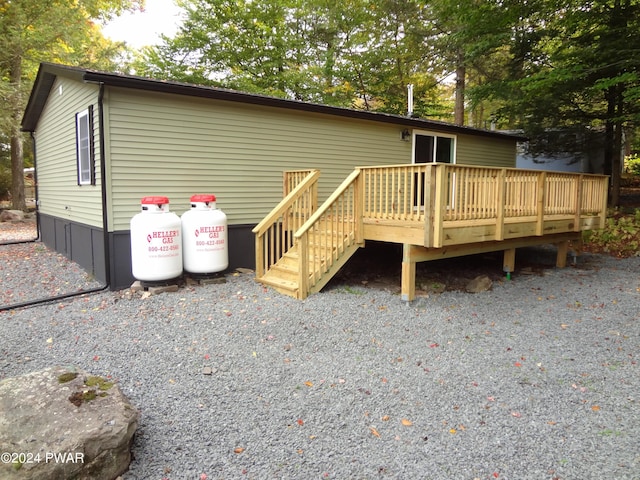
xmin=130 ymin=196 xmax=183 ymax=282
xmin=181 ymin=194 xmax=228 ymax=274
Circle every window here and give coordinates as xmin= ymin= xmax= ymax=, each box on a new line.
xmin=412 ymin=132 xmax=456 ymax=207
xmin=76 ymin=106 xmax=95 ymax=185
xmin=413 ymin=132 xmax=455 ymax=164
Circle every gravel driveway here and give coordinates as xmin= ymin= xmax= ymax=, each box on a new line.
xmin=1 ymin=239 xmax=639 ymax=480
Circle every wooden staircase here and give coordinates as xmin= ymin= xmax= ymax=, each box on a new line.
xmin=258 ymin=233 xmax=361 ymax=298
xmin=253 ymin=169 xmax=364 ymax=299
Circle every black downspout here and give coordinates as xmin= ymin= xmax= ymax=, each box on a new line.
xmin=31 ymin=132 xmax=40 ymax=242
xmin=0 ymin=88 xmax=111 ymax=312
xmin=97 ymin=83 xmax=112 ymax=290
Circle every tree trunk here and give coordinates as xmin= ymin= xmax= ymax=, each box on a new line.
xmin=454 ymin=51 xmax=465 ymax=126
xmin=610 ymin=86 xmax=625 ymax=207
xmin=10 ymin=56 xmax=26 ymax=211
xmin=603 ymin=86 xmax=618 ymax=206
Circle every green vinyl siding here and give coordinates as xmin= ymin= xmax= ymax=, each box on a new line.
xmin=455 ymin=134 xmax=516 ymax=167
xmin=106 ymin=88 xmax=412 ymax=230
xmin=34 ymin=77 xmax=103 ymax=228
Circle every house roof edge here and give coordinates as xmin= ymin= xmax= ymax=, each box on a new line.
xmin=23 ymin=63 xmax=527 ymax=142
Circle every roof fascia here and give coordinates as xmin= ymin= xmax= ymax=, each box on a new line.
xmin=82 ymin=71 xmax=525 ymax=142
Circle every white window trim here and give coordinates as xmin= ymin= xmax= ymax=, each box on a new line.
xmin=411 ymin=130 xmax=457 ymax=164
xmin=76 ymin=107 xmax=94 ymax=185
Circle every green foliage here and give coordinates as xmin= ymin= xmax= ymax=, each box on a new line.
xmin=0 ymin=166 xmax=10 ymax=201
xmin=58 ymin=372 xmax=79 ymax=383
xmin=583 ymin=209 xmax=640 ymax=257
xmin=624 ymin=154 xmax=640 ymax=175
xmin=0 ymin=0 xmax=143 ymax=209
xmin=133 ymin=0 xmax=450 ymax=118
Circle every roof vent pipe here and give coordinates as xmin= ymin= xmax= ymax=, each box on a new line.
xmin=407 ymin=84 xmax=414 ymax=117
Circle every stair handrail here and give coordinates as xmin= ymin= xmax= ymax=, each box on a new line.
xmin=252 ymin=169 xmax=320 ymax=277
xmin=293 ymin=168 xmax=362 ymax=298
xmin=252 ymin=169 xmax=320 ymax=237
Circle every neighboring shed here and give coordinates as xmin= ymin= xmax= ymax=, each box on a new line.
xmin=21 ymin=62 xmax=524 ymax=290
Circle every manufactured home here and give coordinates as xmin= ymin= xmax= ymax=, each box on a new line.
xmin=22 ymin=62 xmax=540 ymax=291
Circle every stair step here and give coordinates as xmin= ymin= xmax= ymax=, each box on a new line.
xmin=256 ymin=274 xmax=298 ymax=298
xmin=268 ymin=264 xmax=299 ymax=282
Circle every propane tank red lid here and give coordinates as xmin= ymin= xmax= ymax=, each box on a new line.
xmin=190 ymin=194 xmax=216 ymax=203
xmin=141 ymin=196 xmax=169 ymax=205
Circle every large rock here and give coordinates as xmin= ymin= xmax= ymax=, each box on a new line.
xmin=0 ymin=367 xmax=138 ymax=480
xmin=0 ymin=210 xmax=25 ymax=222
xmin=465 ymin=275 xmax=493 ymax=293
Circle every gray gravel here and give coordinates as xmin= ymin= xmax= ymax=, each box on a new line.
xmin=1 ymin=241 xmax=639 ymax=480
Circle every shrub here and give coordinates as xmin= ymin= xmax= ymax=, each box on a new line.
xmin=0 ymin=167 xmax=11 ymax=201
xmin=583 ymin=208 xmax=640 ymax=257
xmin=624 ymin=154 xmax=640 ymax=175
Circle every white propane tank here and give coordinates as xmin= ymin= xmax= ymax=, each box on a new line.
xmin=130 ymin=196 xmax=183 ymax=282
xmin=181 ymin=194 xmax=228 ymax=274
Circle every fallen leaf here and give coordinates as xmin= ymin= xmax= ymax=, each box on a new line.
xmin=200 ymin=474 xmax=208 ymax=480
xmin=591 ymin=405 xmax=601 ymax=411
xmin=233 ymin=447 xmax=245 ymax=454
xmin=511 ymin=411 xmax=522 ymax=418
xmin=401 ymin=418 xmax=413 ymax=426
xmin=381 ymin=415 xmax=390 ymax=421
xmin=449 ymin=428 xmax=457 ymax=434
xmin=304 ymin=381 xmax=314 ymax=387
xmin=514 ymin=362 xmax=522 ymax=367
xmin=297 ymin=419 xmax=304 ymax=426
xmin=370 ymin=426 xmax=381 ymax=438
xmin=46 ymin=337 xmax=53 ymax=343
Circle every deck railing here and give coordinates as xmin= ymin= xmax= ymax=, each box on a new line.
xmin=252 ymin=169 xmax=319 ymax=277
xmin=360 ymin=164 xmax=428 ymax=222
xmin=283 ymin=169 xmax=316 ymax=197
xmin=357 ymin=163 xmax=608 ymax=246
xmin=294 ymin=169 xmax=363 ymax=298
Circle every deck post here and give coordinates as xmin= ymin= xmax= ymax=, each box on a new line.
xmin=432 ymin=165 xmax=447 ymax=248
xmin=298 ymin=232 xmax=309 ymax=300
xmin=255 ymin=235 xmax=264 ymax=277
xmin=536 ymin=172 xmax=547 ymax=235
xmin=354 ymin=168 xmax=364 ymax=245
xmin=495 ymin=169 xmax=506 ymax=241
xmin=401 ymin=243 xmax=416 ymax=302
xmin=556 ymin=240 xmax=569 ymax=268
xmin=503 ymin=247 xmax=516 ymax=274
xmin=573 ymin=175 xmax=583 ymax=232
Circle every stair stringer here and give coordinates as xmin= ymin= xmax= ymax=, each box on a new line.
xmin=306 ymin=241 xmax=363 ymax=296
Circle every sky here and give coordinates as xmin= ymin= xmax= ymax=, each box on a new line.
xmin=101 ymin=0 xmax=184 ymax=49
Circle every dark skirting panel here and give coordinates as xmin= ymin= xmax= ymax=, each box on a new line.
xmin=39 ymin=213 xmax=257 ymax=290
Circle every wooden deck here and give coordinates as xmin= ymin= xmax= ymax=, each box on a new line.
xmin=253 ymin=164 xmax=608 ymax=300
